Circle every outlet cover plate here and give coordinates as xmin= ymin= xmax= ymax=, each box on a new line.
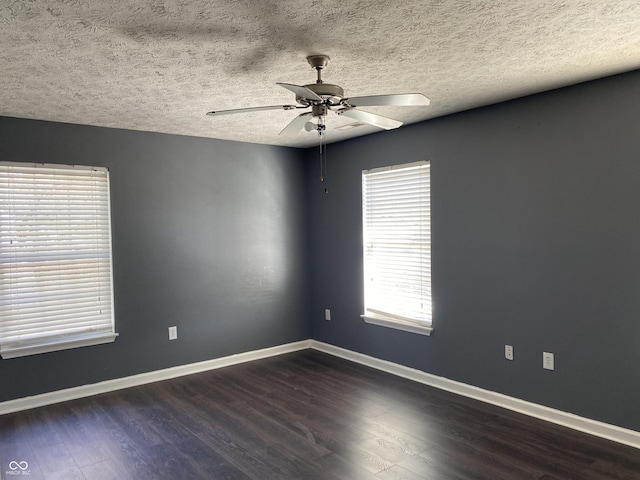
xmin=505 ymin=345 xmax=514 ymax=361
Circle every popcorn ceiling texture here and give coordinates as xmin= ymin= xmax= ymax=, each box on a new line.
xmin=1 ymin=0 xmax=640 ymax=148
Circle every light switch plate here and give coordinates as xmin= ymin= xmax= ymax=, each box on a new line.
xmin=543 ymin=352 xmax=554 ymax=370
xmin=168 ymin=326 xmax=177 ymax=340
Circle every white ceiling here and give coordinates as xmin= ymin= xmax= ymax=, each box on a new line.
xmin=2 ymin=1 xmax=640 ymax=148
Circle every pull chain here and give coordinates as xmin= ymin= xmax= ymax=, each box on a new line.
xmin=317 ymin=118 xmax=327 ymax=190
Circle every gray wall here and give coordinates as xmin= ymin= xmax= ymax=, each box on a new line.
xmin=306 ymin=70 xmax=640 ymax=431
xmin=0 ymin=117 xmax=309 ymax=402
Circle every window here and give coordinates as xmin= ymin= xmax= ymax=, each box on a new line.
xmin=0 ymin=162 xmax=117 ymax=359
xmin=361 ymin=161 xmax=432 ymax=335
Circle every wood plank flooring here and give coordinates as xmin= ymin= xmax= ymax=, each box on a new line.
xmin=1 ymin=349 xmax=639 ymax=479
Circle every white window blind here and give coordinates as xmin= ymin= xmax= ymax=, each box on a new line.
xmin=0 ymin=162 xmax=117 ymax=359
xmin=362 ymin=161 xmax=432 ymax=335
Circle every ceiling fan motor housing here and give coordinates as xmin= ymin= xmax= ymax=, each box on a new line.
xmin=298 ymin=83 xmax=344 ymax=108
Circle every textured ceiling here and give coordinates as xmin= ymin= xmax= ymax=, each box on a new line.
xmin=2 ymin=1 xmax=640 ymax=148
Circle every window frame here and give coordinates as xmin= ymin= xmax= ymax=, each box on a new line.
xmin=0 ymin=161 xmax=118 ymax=359
xmin=361 ymin=160 xmax=432 ymax=336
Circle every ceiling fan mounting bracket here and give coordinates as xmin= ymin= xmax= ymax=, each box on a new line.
xmin=307 ymin=54 xmax=330 ymax=70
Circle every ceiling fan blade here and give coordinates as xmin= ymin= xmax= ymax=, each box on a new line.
xmin=276 ymin=83 xmax=323 ymax=102
xmin=343 ymin=93 xmax=430 ymax=107
xmin=206 ymin=105 xmax=299 ymax=116
xmin=338 ymin=109 xmax=402 ymax=130
xmin=279 ymin=112 xmax=313 ymax=136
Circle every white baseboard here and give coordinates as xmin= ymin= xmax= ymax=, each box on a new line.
xmin=310 ymin=340 xmax=640 ymax=450
xmin=2 ymin=338 xmax=639 ymax=450
xmin=0 ymin=340 xmax=311 ymax=415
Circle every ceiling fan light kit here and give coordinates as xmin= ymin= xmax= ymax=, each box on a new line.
xmin=206 ymin=54 xmax=430 ymax=137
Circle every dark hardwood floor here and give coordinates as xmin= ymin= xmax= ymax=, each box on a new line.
xmin=1 ymin=349 xmax=639 ymax=479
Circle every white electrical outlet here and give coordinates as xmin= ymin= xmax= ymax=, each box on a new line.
xmin=505 ymin=345 xmax=514 ymax=361
xmin=168 ymin=326 xmax=177 ymax=340
xmin=543 ymin=352 xmax=554 ymax=370
xmin=325 ymin=309 xmax=331 ymax=321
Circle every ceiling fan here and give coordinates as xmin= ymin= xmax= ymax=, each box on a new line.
xmin=205 ymin=54 xmax=430 ymax=136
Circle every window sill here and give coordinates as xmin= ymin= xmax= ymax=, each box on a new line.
xmin=0 ymin=332 xmax=119 ymax=359
xmin=361 ymin=314 xmax=433 ymax=336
